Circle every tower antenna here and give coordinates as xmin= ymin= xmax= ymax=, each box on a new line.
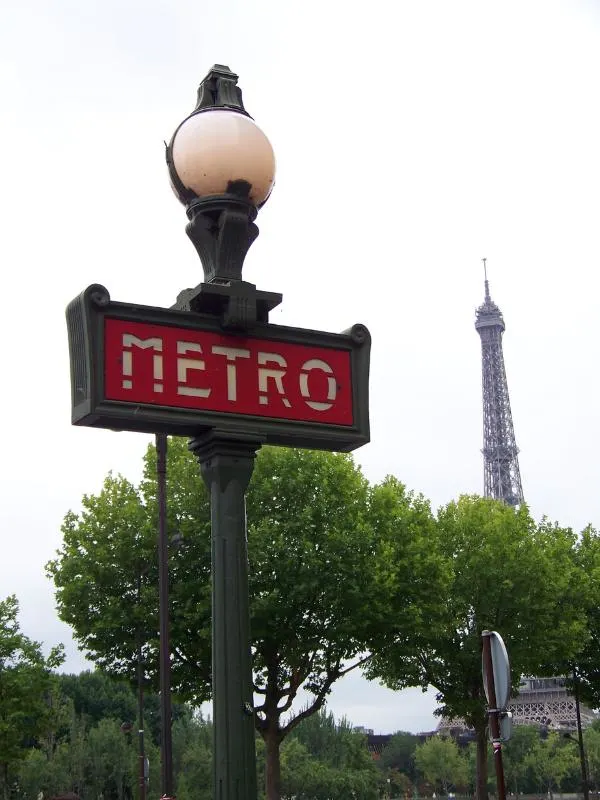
xmin=482 ymin=257 xmax=490 ymax=300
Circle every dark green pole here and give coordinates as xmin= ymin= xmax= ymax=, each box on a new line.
xmin=190 ymin=433 xmax=260 ymax=800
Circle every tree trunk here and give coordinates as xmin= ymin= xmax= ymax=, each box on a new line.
xmin=264 ymin=730 xmax=282 ymax=800
xmin=475 ymin=721 xmax=488 ymax=800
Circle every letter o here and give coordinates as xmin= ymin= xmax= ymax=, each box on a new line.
xmin=299 ymin=359 xmax=337 ymax=411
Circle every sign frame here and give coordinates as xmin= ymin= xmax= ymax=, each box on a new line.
xmin=482 ymin=630 xmax=512 ymax=711
xmin=66 ymin=284 xmax=371 ymax=452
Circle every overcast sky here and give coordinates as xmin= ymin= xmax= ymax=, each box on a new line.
xmin=1 ymin=0 xmax=599 ymax=735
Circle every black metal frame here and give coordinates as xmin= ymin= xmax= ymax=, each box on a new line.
xmin=165 ymin=64 xmax=255 ymax=208
xmin=66 ymin=284 xmax=371 ymax=452
xmin=165 ymin=65 xmax=277 ymax=316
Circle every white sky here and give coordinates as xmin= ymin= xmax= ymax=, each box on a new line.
xmin=1 ymin=0 xmax=599 ymax=735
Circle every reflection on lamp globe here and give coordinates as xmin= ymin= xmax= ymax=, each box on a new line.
xmin=171 ymin=109 xmax=276 ymax=207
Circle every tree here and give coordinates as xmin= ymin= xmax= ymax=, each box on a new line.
xmin=278 ymin=726 xmax=379 ymax=800
xmin=16 ymin=673 xmax=172 ymax=800
xmin=464 ymin=740 xmax=491 ymax=797
xmin=57 ymin=670 xmax=190 ymax=747
xmin=289 ymin=708 xmax=375 ymax=775
xmin=48 ymin=470 xmax=205 ymax=702
xmin=379 ymin=731 xmax=419 ymax=783
xmin=570 ymin=526 xmax=600 ymax=708
xmin=584 ymin=724 xmax=600 ymax=791
xmin=172 ymin=715 xmax=212 ymax=800
xmin=502 ymin=725 xmax=539 ymax=794
xmin=86 ymin=717 xmax=134 ymax=800
xmin=48 ymin=440 xmax=440 ymax=800
xmin=368 ymin=495 xmax=588 ymax=800
xmin=17 ymin=747 xmax=69 ymax=800
xmin=525 ymin=732 xmax=579 ymax=797
xmin=414 ymin=735 xmax=467 ymax=793
xmin=58 ymin=671 xmax=137 ymax=732
xmin=0 ymin=595 xmax=64 ymax=800
xmin=244 ymin=446 xmax=376 ymax=799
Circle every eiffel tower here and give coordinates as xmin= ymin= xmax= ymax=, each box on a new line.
xmin=475 ymin=258 xmax=523 ymax=506
xmin=475 ymin=260 xmax=594 ymax=730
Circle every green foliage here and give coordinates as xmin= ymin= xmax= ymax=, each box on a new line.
xmin=49 ymin=439 xmax=441 ymax=798
xmin=368 ymin=495 xmax=587 ymax=797
xmin=49 ymin=442 xmax=593 ymax=799
xmin=290 ymin=709 xmax=374 ymax=774
xmin=0 ymin=595 xmax=64 ymax=798
xmin=85 ymin=717 xmax=133 ymax=800
xmin=373 ymin=496 xmax=586 ymax=724
xmin=172 ymin=714 xmax=212 ymax=800
xmin=584 ymin=724 xmax=600 ymax=788
xmin=502 ymin=724 xmax=540 ymax=793
xmin=17 ymin=747 xmax=70 ymax=799
xmin=414 ymin=736 xmax=467 ymax=792
xmin=57 ymin=670 xmax=190 ymax=748
xmin=47 ymin=467 xmax=210 ymax=704
xmin=279 ymin=731 xmax=378 ymax=799
xmin=572 ymin=526 xmax=600 ymax=708
xmin=278 ymin=709 xmax=380 ymax=797
xmin=246 ymin=446 xmax=376 ymax=734
xmin=48 ymin=442 xmax=383 ymax=713
xmin=58 ymin=671 xmax=137 ymax=731
xmin=16 ymin=672 xmax=169 ymax=800
xmin=379 ymin=731 xmax=419 ymax=781
xmin=463 ymin=740 xmax=488 ymax=795
xmin=9 ymin=663 xmax=597 ymax=800
xmin=525 ymin=732 xmax=579 ymax=793
xmin=366 ymin=477 xmax=451 ymax=655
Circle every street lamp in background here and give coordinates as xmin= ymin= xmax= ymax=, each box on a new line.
xmin=136 ymin=569 xmax=147 ymax=800
xmin=136 ymin=526 xmax=182 ymax=800
xmin=566 ymin=667 xmax=590 ymax=800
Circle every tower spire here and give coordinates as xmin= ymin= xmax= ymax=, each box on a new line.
xmin=475 ymin=262 xmax=524 ymax=506
xmin=483 ymin=257 xmax=490 ymax=301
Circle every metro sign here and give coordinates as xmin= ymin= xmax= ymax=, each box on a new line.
xmin=105 ymin=318 xmax=353 ymax=425
xmin=67 ymin=285 xmax=371 ymax=451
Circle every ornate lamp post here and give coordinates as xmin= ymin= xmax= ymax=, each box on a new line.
xmin=166 ymin=65 xmax=278 ymax=800
xmin=66 ymin=61 xmax=371 ymax=800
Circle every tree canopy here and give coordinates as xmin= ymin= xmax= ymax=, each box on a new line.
xmin=379 ymin=731 xmax=418 ymax=781
xmin=414 ymin=735 xmax=467 ymax=793
xmin=48 ymin=439 xmax=442 ymax=799
xmin=570 ymin=525 xmax=600 ymax=708
xmin=0 ymin=595 xmax=64 ymax=800
xmin=49 ymin=442 xmax=593 ymax=800
xmin=367 ymin=495 xmax=588 ymax=800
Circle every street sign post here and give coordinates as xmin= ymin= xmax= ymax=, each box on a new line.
xmin=499 ymin=711 xmax=513 ymax=742
xmin=482 ymin=630 xmax=511 ymax=800
xmin=66 ymin=64 xmax=371 ymax=800
xmin=482 ymin=630 xmax=511 ymax=711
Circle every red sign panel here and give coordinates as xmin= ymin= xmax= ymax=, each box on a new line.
xmin=104 ymin=318 xmax=354 ymax=426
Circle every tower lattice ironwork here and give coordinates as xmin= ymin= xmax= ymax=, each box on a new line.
xmin=475 ymin=260 xmax=524 ymax=506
